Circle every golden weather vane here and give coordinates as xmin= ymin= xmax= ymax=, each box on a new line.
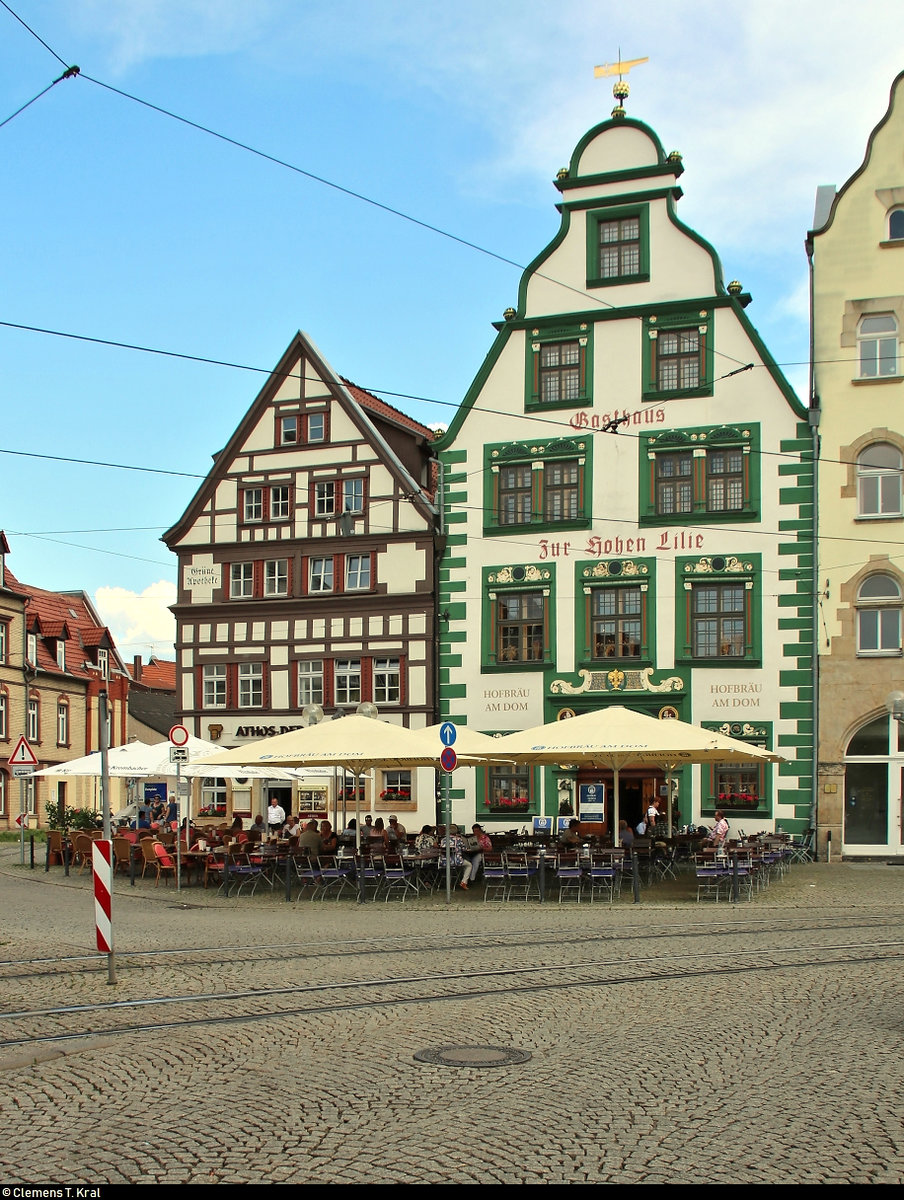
xmin=594 ymin=52 xmax=648 ymax=118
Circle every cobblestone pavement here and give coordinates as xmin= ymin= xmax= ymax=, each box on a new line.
xmin=0 ymin=847 xmax=902 ymax=1186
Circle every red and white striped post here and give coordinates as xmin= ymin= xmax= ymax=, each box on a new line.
xmin=93 ymin=839 xmax=117 ymax=984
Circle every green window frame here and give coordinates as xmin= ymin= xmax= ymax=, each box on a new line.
xmin=676 ymin=554 xmax=761 ymax=667
xmin=483 ymin=564 xmax=555 ymax=671
xmin=479 ymin=762 xmax=539 ymax=820
xmin=700 ymin=722 xmax=773 ymax=819
xmin=585 ymin=203 xmax=650 ymax=288
xmin=525 ymin=323 xmax=592 ymax=410
xmin=639 ymin=425 xmax=760 ymax=525
xmin=484 ymin=439 xmax=591 ymax=535
xmin=576 ymin=558 xmax=655 ymax=666
xmin=642 ymin=310 xmax=713 ymax=401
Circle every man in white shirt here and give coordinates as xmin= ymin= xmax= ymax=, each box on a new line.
xmin=267 ymin=798 xmax=286 ymax=834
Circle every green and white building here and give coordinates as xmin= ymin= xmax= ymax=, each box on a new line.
xmin=435 ymin=95 xmax=815 ymax=837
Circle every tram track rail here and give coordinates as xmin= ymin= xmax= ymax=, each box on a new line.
xmin=2 ymin=935 xmax=902 ymax=1052
xmin=0 ymin=909 xmax=898 ymax=982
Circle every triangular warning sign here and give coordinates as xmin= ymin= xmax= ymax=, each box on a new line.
xmin=8 ymin=736 xmax=39 ymax=766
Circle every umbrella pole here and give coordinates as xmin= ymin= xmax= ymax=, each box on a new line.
xmin=666 ymin=768 xmax=673 ymax=838
xmin=355 ymin=772 xmax=365 ymax=904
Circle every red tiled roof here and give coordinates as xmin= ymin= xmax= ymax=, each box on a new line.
xmin=14 ymin=583 xmax=118 ymax=683
xmin=341 ymin=378 xmax=435 ymax=439
xmin=135 ymin=657 xmax=177 ymax=691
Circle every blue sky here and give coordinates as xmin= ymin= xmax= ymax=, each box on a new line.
xmin=1 ymin=0 xmax=901 ymax=660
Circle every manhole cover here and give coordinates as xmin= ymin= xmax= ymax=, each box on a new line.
xmin=413 ymin=1045 xmax=531 ymax=1068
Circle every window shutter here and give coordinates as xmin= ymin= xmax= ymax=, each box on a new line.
xmin=253 ymin=561 xmax=264 ymax=597
xmin=322 ymin=658 xmax=335 ymax=709
xmin=286 ymin=557 xmax=295 ymax=598
xmin=335 ymin=554 xmax=345 ymax=594
xmin=261 ymin=665 xmax=270 ymax=710
xmin=397 ymin=655 xmax=407 ymax=706
xmin=361 ymin=657 xmax=374 ymax=701
xmin=226 ymin=665 xmax=237 ymax=710
xmin=194 ymin=664 xmax=205 ymax=708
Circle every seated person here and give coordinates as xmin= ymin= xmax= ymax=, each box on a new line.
xmin=387 ymin=815 xmax=407 ymax=845
xmin=414 ymin=825 xmax=438 ymax=855
xmin=558 ymin=818 xmax=582 ymax=850
xmin=338 ymin=819 xmax=357 ymax=846
xmin=298 ymin=819 xmax=323 ymax=857
xmin=704 ymin=810 xmax=729 ymax=849
xmin=319 ymin=820 xmax=339 ymax=854
xmin=618 ymin=819 xmax=634 ymax=851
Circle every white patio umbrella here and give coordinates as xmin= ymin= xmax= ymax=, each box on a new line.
xmin=492 ymin=706 xmax=785 ymax=840
xmin=194 ymin=714 xmax=503 ymax=902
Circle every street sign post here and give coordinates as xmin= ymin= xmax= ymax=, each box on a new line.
xmin=168 ymin=726 xmax=189 ymax=890
xmin=8 ymin=736 xmax=38 ymax=863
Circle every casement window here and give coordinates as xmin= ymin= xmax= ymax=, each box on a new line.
xmin=345 ymin=554 xmax=371 ymax=591
xmin=57 ymin=700 xmax=69 ymax=747
xmin=498 ymin=465 xmax=533 ymax=525
xmin=203 ymin=665 xmax=227 ymax=709
xmin=526 ymin=326 xmax=592 ymax=410
xmin=296 ymin=661 xmax=324 ymax=707
xmin=641 ymin=426 xmax=757 ymax=525
xmin=691 ymin=583 xmax=747 ymax=658
xmin=238 ymin=663 xmax=264 ymax=708
xmin=230 ymin=562 xmax=254 ymax=599
xmin=678 ymin=555 xmax=760 ymax=666
xmin=200 ymin=778 xmax=227 ymax=814
xmin=486 ymin=439 xmax=590 ymax=533
xmin=97 ymin=648 xmax=108 ymax=679
xmin=24 ymin=775 xmax=35 ymax=815
xmin=483 ymin=763 xmax=535 ymax=817
xmin=26 ymin=632 xmax=37 ymax=664
xmin=278 ymin=415 xmax=298 ymax=445
xmin=889 ymin=210 xmax=904 ymax=241
xmin=858 ymin=314 xmax=898 ymax=378
xmin=0 ymin=689 xmax=7 ymax=739
xmin=586 ymin=204 xmax=650 ymax=288
xmin=243 ymin=487 xmax=264 ymax=522
xmin=314 ymin=482 xmax=337 ymax=518
xmin=309 ymin=557 xmax=334 ymax=593
xmin=701 ymin=721 xmax=773 ymax=815
xmin=334 ymin=659 xmax=362 ymax=707
xmin=0 ymin=770 xmax=6 ymax=816
xmin=343 ymin=479 xmax=365 ymax=514
xmin=544 ymin=460 xmax=580 ymax=521
xmin=373 ymin=658 xmax=401 ymax=705
xmin=643 ymin=311 xmax=713 ymax=400
xmin=857 ymin=444 xmax=903 ymax=517
xmin=591 ymin=585 xmax=645 ymax=660
xmin=277 ymin=410 xmax=328 ymax=445
xmin=856 ymin=574 xmax=902 ymax=655
xmin=53 ymin=639 xmax=65 ymax=670
xmin=27 ymin=695 xmax=39 ymax=741
xmin=497 ymin=592 xmax=546 ymax=663
xmin=241 ymin=485 xmax=293 ymax=524
xmin=198 ymin=663 xmax=268 ymax=709
xmin=0 ymin=620 xmax=7 ymax=664
xmin=270 ymin=486 xmax=291 ymax=521
xmin=485 ymin=564 xmax=554 ymax=670
xmin=263 ymin=559 xmax=289 ymax=597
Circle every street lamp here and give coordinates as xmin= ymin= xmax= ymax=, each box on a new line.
xmin=885 ymin=691 xmax=904 ymax=723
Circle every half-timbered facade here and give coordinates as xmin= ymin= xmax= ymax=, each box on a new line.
xmin=162 ymin=332 xmax=440 ymax=829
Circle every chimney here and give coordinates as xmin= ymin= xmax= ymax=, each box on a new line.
xmin=133 ymin=655 xmax=143 ymax=682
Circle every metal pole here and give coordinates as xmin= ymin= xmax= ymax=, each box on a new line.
xmin=444 ymin=772 xmax=451 ymax=904
xmin=98 ymin=690 xmax=115 ymax=984
xmin=631 ymin=847 xmax=641 ymax=903
xmin=18 ymin=777 xmax=25 ymax=864
xmin=175 ymin=762 xmax=182 ymax=893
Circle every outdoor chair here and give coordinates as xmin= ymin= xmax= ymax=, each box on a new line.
xmin=220 ymin=851 xmax=265 ymax=898
xmin=553 ymin=853 xmax=585 ymax=903
xmin=152 ymin=840 xmax=177 ymax=887
xmin=695 ymin=854 xmax=730 ymax=902
xmin=139 ymin=837 xmax=159 ymax=879
xmin=74 ymin=833 xmax=95 ymax=875
xmin=503 ymin=852 xmax=540 ymax=901
xmin=788 ymin=828 xmax=815 ymax=864
xmin=315 ymin=856 xmax=357 ymax=902
xmin=292 ymin=853 xmax=322 ymax=900
xmin=112 ymin=836 xmax=133 ymax=878
xmin=586 ymin=851 xmax=622 ymax=905
xmin=379 ymin=854 xmax=419 ymax=901
xmin=482 ymin=852 xmax=508 ymax=902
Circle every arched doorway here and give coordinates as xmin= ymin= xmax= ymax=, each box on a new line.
xmin=843 ymin=714 xmax=904 ymax=855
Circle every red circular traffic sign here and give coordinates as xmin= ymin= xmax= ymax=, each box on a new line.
xmin=169 ymin=724 xmax=190 ymax=747
xmin=440 ymin=746 xmax=458 ymax=772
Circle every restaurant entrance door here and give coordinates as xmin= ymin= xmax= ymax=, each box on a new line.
xmin=576 ymin=768 xmax=662 ymax=836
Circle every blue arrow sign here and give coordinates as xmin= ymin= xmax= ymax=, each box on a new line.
xmin=439 ymin=721 xmax=457 ymax=747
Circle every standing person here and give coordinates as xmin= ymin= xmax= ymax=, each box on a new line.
xmin=705 ymin=810 xmax=730 ymax=849
xmin=646 ymin=797 xmax=660 ymax=831
xmin=267 ymin=797 xmax=286 ymax=836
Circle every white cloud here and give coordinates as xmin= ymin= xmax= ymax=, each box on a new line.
xmin=94 ymin=580 xmax=177 ymax=662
